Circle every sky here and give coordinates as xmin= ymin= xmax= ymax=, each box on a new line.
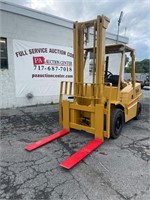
xmin=2 ymin=0 xmax=150 ymax=61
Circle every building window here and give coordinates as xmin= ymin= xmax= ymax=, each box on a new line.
xmin=0 ymin=37 xmax=8 ymax=69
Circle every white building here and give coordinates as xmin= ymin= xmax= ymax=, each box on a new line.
xmin=0 ymin=1 xmax=128 ymax=109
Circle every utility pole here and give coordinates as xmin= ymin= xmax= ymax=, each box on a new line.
xmin=116 ymin=11 xmax=123 ymax=43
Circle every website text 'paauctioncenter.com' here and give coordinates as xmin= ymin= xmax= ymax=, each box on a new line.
xmin=32 ymin=73 xmax=73 ymax=78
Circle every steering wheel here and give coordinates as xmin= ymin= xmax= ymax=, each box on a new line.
xmin=105 ymin=70 xmax=113 ymax=81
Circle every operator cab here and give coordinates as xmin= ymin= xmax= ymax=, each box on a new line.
xmin=104 ymin=44 xmax=134 ymax=88
xmin=84 ymin=44 xmax=134 ymax=89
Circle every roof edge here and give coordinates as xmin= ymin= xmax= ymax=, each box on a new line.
xmin=0 ymin=0 xmax=73 ymax=28
xmin=0 ymin=0 xmax=129 ymax=43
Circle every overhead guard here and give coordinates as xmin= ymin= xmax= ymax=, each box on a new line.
xmin=60 ymin=138 xmax=103 ymax=169
xmin=25 ymin=129 xmax=69 ymax=151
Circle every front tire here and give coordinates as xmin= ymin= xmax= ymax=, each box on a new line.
xmin=110 ymin=109 xmax=124 ymax=139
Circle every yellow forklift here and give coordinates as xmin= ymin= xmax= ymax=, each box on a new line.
xmin=25 ymin=16 xmax=142 ymax=169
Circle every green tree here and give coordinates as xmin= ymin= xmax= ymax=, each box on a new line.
xmin=125 ymin=59 xmax=150 ymax=73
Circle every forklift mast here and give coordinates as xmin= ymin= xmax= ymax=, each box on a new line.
xmin=74 ymin=15 xmax=110 ymax=98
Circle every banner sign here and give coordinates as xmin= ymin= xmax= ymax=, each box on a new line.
xmin=13 ymin=40 xmax=73 ymax=97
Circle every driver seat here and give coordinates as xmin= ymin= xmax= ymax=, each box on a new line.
xmin=111 ymin=75 xmax=119 ymax=86
xmin=106 ymin=75 xmax=119 ymax=86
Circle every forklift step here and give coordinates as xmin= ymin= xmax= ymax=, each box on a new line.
xmin=60 ymin=138 xmax=103 ymax=169
xmin=25 ymin=129 xmax=69 ymax=151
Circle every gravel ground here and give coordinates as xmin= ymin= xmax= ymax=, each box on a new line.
xmin=0 ymin=87 xmax=150 ymax=200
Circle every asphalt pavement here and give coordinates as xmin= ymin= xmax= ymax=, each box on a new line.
xmin=0 ymin=87 xmax=150 ymax=200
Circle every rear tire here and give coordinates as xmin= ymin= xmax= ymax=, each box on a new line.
xmin=135 ymin=102 xmax=142 ymax=120
xmin=110 ymin=109 xmax=124 ymax=139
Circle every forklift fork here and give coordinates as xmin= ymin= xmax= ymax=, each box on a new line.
xmin=25 ymin=129 xmax=69 ymax=151
xmin=25 ymin=129 xmax=103 ymax=169
xmin=60 ymin=138 xmax=103 ymax=169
